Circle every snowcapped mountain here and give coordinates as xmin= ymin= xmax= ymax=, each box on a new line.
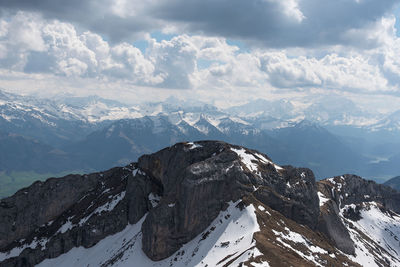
xmin=62 ymin=114 xmax=270 ymax=171
xmin=224 ymin=96 xmax=384 ymax=130
xmin=2 ymin=88 xmax=400 ymax=183
xmin=0 ymin=89 xmax=142 ymax=124
xmin=1 ymin=88 xmax=399 ymax=134
xmin=302 ymin=96 xmax=379 ymax=127
xmin=1 ymin=141 xmax=399 ymax=266
xmin=369 ymin=109 xmax=400 ymax=132
xmin=226 ymin=99 xmax=298 ymax=121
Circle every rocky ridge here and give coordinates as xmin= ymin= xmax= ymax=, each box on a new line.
xmin=0 ymin=141 xmax=400 ymax=266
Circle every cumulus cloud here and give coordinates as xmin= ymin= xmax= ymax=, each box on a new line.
xmin=258 ymin=52 xmax=389 ymax=92
xmin=0 ymin=13 xmax=222 ymax=88
xmin=0 ymin=13 xmax=159 ymax=83
xmin=1 ymin=8 xmax=400 ymax=99
xmin=0 ymin=12 xmax=46 ymax=69
xmin=146 ymin=35 xmax=198 ymax=88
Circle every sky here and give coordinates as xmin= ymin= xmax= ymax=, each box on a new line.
xmin=1 ymin=0 xmax=400 ymax=112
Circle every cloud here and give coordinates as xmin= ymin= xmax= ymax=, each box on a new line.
xmin=0 ymin=12 xmax=46 ymax=70
xmin=0 ymin=13 xmax=211 ymax=88
xmin=0 ymin=13 xmax=160 ymax=83
xmin=1 ymin=10 xmax=400 ymax=100
xmin=0 ymin=0 xmax=156 ymax=43
xmin=1 ymin=0 xmax=398 ymax=48
xmin=150 ymin=0 xmax=399 ymax=48
xmin=258 ymin=51 xmax=389 ymax=93
xmin=146 ymin=35 xmax=198 ymax=89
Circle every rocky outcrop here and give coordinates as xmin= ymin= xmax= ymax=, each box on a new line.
xmin=0 ymin=174 xmax=98 ymax=250
xmin=0 ymin=141 xmax=321 ymax=265
xmin=2 ymin=141 xmax=400 ymax=266
xmin=316 ymin=174 xmax=400 ymax=255
xmin=337 ymin=174 xmax=400 ymax=213
xmin=0 ymin=164 xmax=160 ymax=267
xmin=253 ymin=167 xmax=319 ymax=230
xmin=139 ymin=141 xmax=319 ymax=260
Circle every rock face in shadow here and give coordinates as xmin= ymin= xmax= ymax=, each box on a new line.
xmin=0 ymin=164 xmax=160 ymax=267
xmin=316 ymin=196 xmax=355 ymax=255
xmin=0 ymin=174 xmax=99 ymax=250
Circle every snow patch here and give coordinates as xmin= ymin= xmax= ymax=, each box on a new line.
xmin=0 ymin=237 xmax=49 ymax=261
xmin=79 ymin=191 xmax=126 ymax=226
xmin=273 ymin=228 xmax=328 ymax=266
xmin=317 ymin=192 xmax=330 ymax=207
xmin=57 ymin=219 xmax=74 ymax=234
xmin=187 ymin=142 xmax=203 ymax=150
xmin=231 ymin=148 xmax=282 ymax=174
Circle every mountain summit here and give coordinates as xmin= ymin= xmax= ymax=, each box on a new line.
xmin=1 ymin=141 xmax=400 ymax=266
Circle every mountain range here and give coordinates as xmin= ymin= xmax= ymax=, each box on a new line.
xmin=1 ymin=141 xmax=400 ymax=266
xmin=1 ymin=89 xmax=400 ymax=197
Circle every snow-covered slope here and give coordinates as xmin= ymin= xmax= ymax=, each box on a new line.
xmin=318 ymin=175 xmax=400 ymax=267
xmin=33 ymin=195 xmax=360 ymax=267
xmin=37 ymin=201 xmax=261 ymax=267
xmin=343 ymin=202 xmax=400 ymax=267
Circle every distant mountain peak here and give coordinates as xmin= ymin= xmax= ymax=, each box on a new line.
xmin=292 ymin=119 xmax=326 ymax=132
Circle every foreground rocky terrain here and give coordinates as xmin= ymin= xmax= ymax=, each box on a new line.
xmin=1 ymin=141 xmax=400 ymax=266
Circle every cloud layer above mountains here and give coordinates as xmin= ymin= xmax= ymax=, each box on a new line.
xmin=1 ymin=0 xmax=400 ymax=109
xmin=2 ymin=0 xmax=398 ymax=47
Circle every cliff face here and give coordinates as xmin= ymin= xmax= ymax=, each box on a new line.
xmin=138 ymin=141 xmax=319 ymax=260
xmin=0 ymin=166 xmax=140 ymax=266
xmin=1 ymin=141 xmax=400 ymax=267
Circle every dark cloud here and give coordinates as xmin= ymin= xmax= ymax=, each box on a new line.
xmin=152 ymin=0 xmax=399 ymax=47
xmin=0 ymin=0 xmax=399 ymax=47
xmin=0 ymin=0 xmax=94 ymax=22
xmin=0 ymin=0 xmax=156 ymax=43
